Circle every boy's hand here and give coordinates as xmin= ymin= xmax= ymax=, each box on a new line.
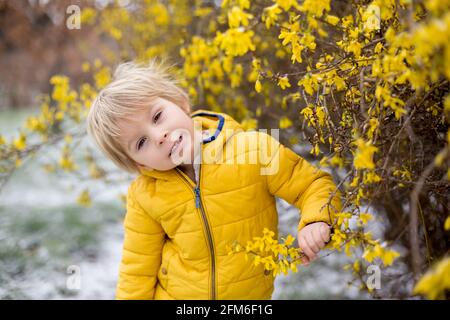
xmin=297 ymin=222 xmax=331 ymax=266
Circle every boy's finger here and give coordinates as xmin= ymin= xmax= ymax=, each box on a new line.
xmin=298 ymin=237 xmax=308 ymax=254
xmin=301 ymin=255 xmax=310 ymax=266
xmin=303 ymin=237 xmax=318 ymax=260
xmin=299 ymin=237 xmax=316 ymax=260
xmin=320 ymin=225 xmax=330 ymax=243
xmin=312 ymin=227 xmax=326 ymax=249
xmin=305 ymin=233 xmax=320 ymax=254
xmin=314 ymin=238 xmax=325 ymax=251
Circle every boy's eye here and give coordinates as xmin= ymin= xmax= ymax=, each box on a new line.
xmin=153 ymin=111 xmax=162 ymax=123
xmin=137 ymin=137 xmax=147 ymax=150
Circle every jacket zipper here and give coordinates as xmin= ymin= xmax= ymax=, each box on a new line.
xmin=175 ymin=165 xmax=216 ymax=300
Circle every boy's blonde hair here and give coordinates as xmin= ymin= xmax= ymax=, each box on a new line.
xmin=86 ymin=58 xmax=191 ymax=174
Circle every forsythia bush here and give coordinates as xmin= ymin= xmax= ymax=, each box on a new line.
xmin=0 ymin=0 xmax=449 ymax=299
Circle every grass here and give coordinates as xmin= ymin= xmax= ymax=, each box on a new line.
xmin=0 ymin=201 xmax=124 ymax=299
xmin=0 ymin=107 xmax=40 ymax=139
xmin=0 ymin=106 xmax=128 ymax=299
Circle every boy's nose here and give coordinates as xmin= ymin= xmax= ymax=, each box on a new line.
xmin=158 ymin=132 xmax=168 ymax=145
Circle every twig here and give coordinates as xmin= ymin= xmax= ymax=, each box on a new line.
xmin=409 ymin=147 xmax=449 ymax=280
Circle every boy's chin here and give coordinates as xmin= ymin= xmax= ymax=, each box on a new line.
xmin=169 ymin=156 xmax=190 ymax=168
xmin=138 ymin=160 xmax=188 ymax=172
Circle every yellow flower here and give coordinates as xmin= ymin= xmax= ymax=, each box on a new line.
xmin=353 ymin=260 xmax=361 ymax=272
xmin=310 ymin=143 xmax=320 ymax=156
xmin=381 ymin=249 xmax=400 ymax=266
xmin=214 ymin=28 xmax=256 ymax=56
xmin=298 ymin=73 xmax=320 ymax=96
xmin=362 ymin=245 xmax=378 ymax=263
xmin=94 ymin=66 xmax=111 ymax=89
xmin=413 ymin=256 xmax=450 ymax=300
xmin=149 ymin=3 xmax=169 ymax=26
xmin=25 ymin=116 xmax=46 ymax=133
xmin=276 ymin=0 xmax=299 ymax=11
xmin=374 ymin=42 xmax=384 ymax=54
xmin=330 ymin=154 xmax=344 ymax=169
xmin=333 ymin=74 xmax=347 ymax=91
xmin=13 ymin=133 xmax=27 ymax=151
xmin=363 ymin=242 xmax=400 ymax=266
xmin=284 ymin=234 xmax=295 ymax=246
xmin=349 ymin=175 xmax=359 ymax=188
xmin=238 ymin=0 xmax=250 ymax=10
xmin=262 ymin=4 xmax=282 ymax=29
xmin=59 ymin=146 xmax=77 ymax=172
xmin=367 ymin=118 xmax=379 ymax=140
xmin=227 ymin=6 xmax=253 ymax=28
xmin=82 ymin=62 xmax=90 ymax=73
xmin=229 ymin=63 xmax=243 ymax=88
xmin=109 ymin=28 xmax=122 ymax=40
xmin=240 ymin=118 xmax=258 ymax=130
xmin=255 ymin=79 xmax=262 ymax=93
xmin=64 ymin=134 xmax=73 ymax=144
xmin=299 ymin=0 xmax=331 ymax=17
xmin=278 ymin=26 xmax=300 ymax=47
xmin=444 ymin=216 xmax=450 ymax=231
xmin=353 ymin=138 xmax=378 ymax=170
xmin=279 ymin=116 xmax=293 ymax=129
xmin=363 ymin=171 xmax=382 ymax=184
xmin=359 ymin=212 xmax=373 ymax=225
xmin=331 ymin=228 xmax=347 ymax=246
xmin=77 ymin=189 xmax=92 ymax=207
xmin=80 ymin=7 xmax=96 ymax=25
xmin=194 ymin=7 xmax=213 ymax=17
xmin=444 ymin=95 xmax=450 ymax=114
xmin=277 ymin=76 xmax=291 ymax=90
xmin=89 ymin=163 xmax=105 ymax=179
xmin=291 ymin=42 xmax=304 ymax=63
xmin=301 ymin=32 xmax=316 ymax=51
xmin=325 ymin=15 xmax=339 ymax=26
xmin=94 ymin=58 xmax=102 ymax=68
xmin=346 ymin=41 xmax=362 ymax=58
xmin=290 ymin=262 xmax=298 ymax=272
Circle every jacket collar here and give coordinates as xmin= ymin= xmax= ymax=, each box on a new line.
xmin=139 ymin=109 xmax=244 ymax=180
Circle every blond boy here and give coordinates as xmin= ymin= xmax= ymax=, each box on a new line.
xmin=87 ymin=59 xmax=342 ymax=299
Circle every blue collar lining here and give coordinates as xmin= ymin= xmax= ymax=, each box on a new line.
xmin=191 ymin=112 xmax=225 ymax=144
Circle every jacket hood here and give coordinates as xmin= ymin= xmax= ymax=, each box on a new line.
xmin=139 ymin=109 xmax=244 ymax=180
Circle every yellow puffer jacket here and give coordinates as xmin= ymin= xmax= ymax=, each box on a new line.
xmin=116 ymin=109 xmax=342 ymax=300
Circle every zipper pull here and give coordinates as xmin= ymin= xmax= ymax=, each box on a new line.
xmin=194 ymin=186 xmax=200 ymax=208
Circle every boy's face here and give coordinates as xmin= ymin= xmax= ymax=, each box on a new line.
xmin=117 ymin=97 xmax=196 ymax=171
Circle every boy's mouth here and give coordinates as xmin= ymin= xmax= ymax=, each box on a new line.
xmin=169 ymin=134 xmax=183 ymax=157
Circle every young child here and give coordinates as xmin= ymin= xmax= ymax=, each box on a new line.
xmin=86 ymin=59 xmax=342 ymax=300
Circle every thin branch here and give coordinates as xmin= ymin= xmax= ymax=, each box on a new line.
xmin=409 ymin=147 xmax=449 ymax=280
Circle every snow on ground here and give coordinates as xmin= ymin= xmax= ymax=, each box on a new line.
xmin=65 ymin=222 xmax=123 ymax=300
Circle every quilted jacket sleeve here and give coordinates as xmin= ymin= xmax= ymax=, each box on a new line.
xmin=259 ymin=132 xmax=343 ymax=232
xmin=116 ymin=180 xmax=166 ymax=300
